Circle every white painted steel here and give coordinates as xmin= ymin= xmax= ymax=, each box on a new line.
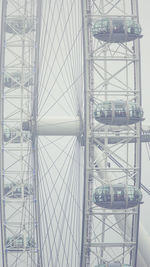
xmin=0 ymin=0 xmax=149 ymax=266
xmin=80 ymin=0 xmax=143 ymax=265
xmin=0 ymin=1 xmax=42 ymax=266
xmin=36 ymin=118 xmax=150 ymax=143
xmin=0 ymin=1 xmax=7 ymax=266
xmin=94 ymin=145 xmax=150 ymax=267
xmin=37 ymin=117 xmax=81 ymax=136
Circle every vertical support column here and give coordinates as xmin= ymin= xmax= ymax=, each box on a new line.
xmin=32 ymin=0 xmax=43 ymax=266
xmin=0 ymin=1 xmax=8 ymax=266
xmin=80 ymin=0 xmax=91 ymax=266
xmin=132 ymin=1 xmax=142 ymax=266
xmin=0 ymin=0 xmax=43 ymax=266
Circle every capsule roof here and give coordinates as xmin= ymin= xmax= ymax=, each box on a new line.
xmin=95 ymin=100 xmax=144 ymax=125
xmin=93 ymin=184 xmax=142 ymax=209
xmin=4 ymin=127 xmax=11 ymax=142
xmin=92 ymin=17 xmax=142 ymax=43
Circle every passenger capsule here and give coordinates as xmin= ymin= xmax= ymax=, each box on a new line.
xmin=6 ymin=235 xmax=35 ymax=249
xmin=93 ymin=184 xmax=142 ymax=209
xmin=4 ymin=183 xmax=33 ymax=198
xmin=6 ymin=17 xmax=34 ymax=34
xmin=92 ymin=18 xmax=142 ymax=43
xmin=4 ymin=126 xmax=30 ymax=143
xmin=94 ymin=100 xmax=144 ymax=125
xmin=5 ymin=72 xmax=33 ymax=88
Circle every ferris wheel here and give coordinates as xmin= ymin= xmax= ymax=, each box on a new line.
xmin=0 ymin=0 xmax=150 ymax=267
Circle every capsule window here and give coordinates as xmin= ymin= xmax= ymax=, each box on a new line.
xmin=17 ymin=237 xmax=24 ymax=247
xmin=101 ymin=19 xmax=109 ymax=33
xmin=127 ymin=186 xmax=135 ymax=201
xmin=4 ymin=127 xmax=11 ymax=139
xmin=102 ymin=102 xmax=112 ymax=118
xmin=126 ymin=20 xmax=135 ymax=34
xmin=94 ymin=19 xmax=110 ymax=34
xmin=113 ymin=187 xmax=125 ymax=201
xmin=112 ymin=20 xmax=125 ymax=34
xmin=114 ymin=103 xmax=126 ymax=117
xmin=16 ymin=188 xmax=21 ymax=193
xmin=129 ymin=104 xmax=141 ymax=119
xmin=126 ymin=20 xmax=141 ymax=34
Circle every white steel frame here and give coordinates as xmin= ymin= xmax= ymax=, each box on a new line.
xmin=0 ymin=1 xmax=42 ymax=266
xmin=81 ymin=0 xmax=142 ymax=267
xmin=0 ymin=0 xmax=145 ymax=267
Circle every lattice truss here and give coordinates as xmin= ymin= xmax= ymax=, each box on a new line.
xmin=0 ymin=1 xmax=41 ymax=266
xmin=82 ymin=0 xmax=142 ymax=266
xmin=1 ymin=0 xmax=84 ymax=267
xmin=0 ymin=0 xmax=143 ymax=267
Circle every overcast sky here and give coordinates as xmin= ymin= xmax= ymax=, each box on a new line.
xmin=136 ymin=1 xmax=150 ymax=234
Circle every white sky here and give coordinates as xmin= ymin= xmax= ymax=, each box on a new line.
xmin=137 ymin=1 xmax=150 ymax=233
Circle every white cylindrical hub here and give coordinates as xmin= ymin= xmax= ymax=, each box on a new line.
xmin=37 ymin=116 xmax=82 ymax=136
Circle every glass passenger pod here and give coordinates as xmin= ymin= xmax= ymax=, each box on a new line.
xmin=92 ymin=17 xmax=142 ymax=43
xmin=5 ymin=72 xmax=33 ymax=88
xmin=93 ymin=184 xmax=143 ymax=209
xmin=94 ymin=100 xmax=144 ymax=125
xmin=6 ymin=17 xmax=34 ymax=34
xmin=6 ymin=236 xmax=35 ymax=250
xmin=4 ymin=183 xmax=33 ymax=198
xmin=4 ymin=126 xmax=31 ymax=143
xmin=4 ymin=126 xmax=20 ymax=143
